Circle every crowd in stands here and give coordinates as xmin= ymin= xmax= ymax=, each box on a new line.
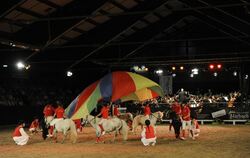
xmin=0 ymin=79 xmax=249 ymax=125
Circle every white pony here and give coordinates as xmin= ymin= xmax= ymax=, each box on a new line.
xmin=45 ymin=117 xmax=77 ymax=143
xmin=117 ymin=112 xmax=133 ymax=130
xmin=132 ymin=111 xmax=163 ymax=134
xmin=84 ymin=115 xmax=128 ymax=143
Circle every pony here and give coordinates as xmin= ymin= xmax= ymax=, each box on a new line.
xmin=132 ymin=111 xmax=163 ymax=134
xmin=84 ymin=115 xmax=128 ymax=143
xmin=117 ymin=112 xmax=133 ymax=130
xmin=44 ymin=117 xmax=77 ymax=143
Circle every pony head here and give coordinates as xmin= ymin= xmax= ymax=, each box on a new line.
xmin=156 ymin=111 xmax=164 ymax=121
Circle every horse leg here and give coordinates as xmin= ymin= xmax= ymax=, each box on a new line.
xmin=54 ymin=131 xmax=58 ymax=143
xmin=132 ymin=122 xmax=137 ymax=135
xmin=61 ymin=130 xmax=67 ymax=144
xmin=111 ymin=132 xmax=117 ymax=143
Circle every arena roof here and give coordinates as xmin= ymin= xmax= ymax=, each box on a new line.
xmin=0 ymin=0 xmax=250 ymax=74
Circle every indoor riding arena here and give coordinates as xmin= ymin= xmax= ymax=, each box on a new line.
xmin=0 ymin=0 xmax=250 ymax=158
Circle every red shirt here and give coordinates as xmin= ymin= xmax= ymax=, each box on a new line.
xmin=12 ymin=125 xmax=22 ymax=137
xmin=145 ymin=126 xmax=155 ymax=139
xmin=182 ymin=105 xmax=191 ymax=121
xmin=114 ymin=106 xmax=120 ymax=116
xmin=144 ymin=105 xmax=151 ymax=116
xmin=172 ymin=102 xmax=182 ymax=115
xmin=55 ymin=107 xmax=65 ymax=118
xmin=43 ymin=105 xmax=54 ymax=117
xmin=29 ymin=120 xmax=39 ymax=129
xmin=101 ymin=106 xmax=109 ymax=119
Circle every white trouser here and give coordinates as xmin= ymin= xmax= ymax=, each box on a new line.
xmin=13 ymin=136 xmax=29 ymax=145
xmin=141 ymin=137 xmax=156 ymax=146
xmin=182 ymin=120 xmax=192 ymax=130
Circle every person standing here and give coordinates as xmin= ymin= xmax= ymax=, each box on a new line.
xmin=13 ymin=120 xmax=30 ymax=145
xmin=141 ymin=120 xmax=156 ymax=146
xmin=169 ymin=111 xmax=182 ymax=139
xmin=43 ymin=104 xmax=55 ymax=137
xmin=142 ymin=102 xmax=151 ymax=119
xmin=113 ymin=104 xmax=120 ymax=117
xmin=180 ymin=102 xmax=193 ymax=140
xmin=96 ymin=103 xmax=110 ymax=135
xmin=49 ymin=104 xmax=65 ymax=131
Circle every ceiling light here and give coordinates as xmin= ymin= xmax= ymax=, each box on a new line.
xmin=191 ymin=68 xmax=199 ymax=75
xmin=67 ymin=71 xmax=73 ymax=77
xmin=155 ymin=69 xmax=163 ymax=75
xmin=209 ymin=64 xmax=214 ymax=70
xmin=16 ymin=61 xmax=25 ymax=70
xmin=233 ymin=71 xmax=237 ymax=77
xmin=217 ymin=64 xmax=222 ymax=69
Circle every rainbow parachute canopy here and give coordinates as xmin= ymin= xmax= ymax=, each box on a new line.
xmin=65 ymin=71 xmax=163 ymax=120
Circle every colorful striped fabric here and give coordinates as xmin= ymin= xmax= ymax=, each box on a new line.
xmin=65 ymin=71 xmax=163 ymax=120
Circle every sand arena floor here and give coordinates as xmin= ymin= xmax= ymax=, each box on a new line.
xmin=0 ymin=124 xmax=250 ymax=158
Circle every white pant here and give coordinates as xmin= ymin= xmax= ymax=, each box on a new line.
xmin=13 ymin=136 xmax=29 ymax=145
xmin=141 ymin=137 xmax=156 ymax=146
xmin=50 ymin=118 xmax=63 ymax=126
xmin=182 ymin=120 xmax=192 ymax=130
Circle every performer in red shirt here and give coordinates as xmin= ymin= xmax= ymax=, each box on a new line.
xmin=29 ymin=118 xmax=40 ymax=134
xmin=113 ymin=104 xmax=120 ymax=117
xmin=49 ymin=104 xmax=65 ymax=136
xmin=141 ymin=120 xmax=156 ymax=146
xmin=43 ymin=104 xmax=55 ymax=137
xmin=43 ymin=104 xmax=55 ymax=118
xmin=13 ymin=120 xmax=29 ymax=145
xmin=143 ymin=103 xmax=151 ymax=119
xmin=96 ymin=103 xmax=110 ymax=135
xmin=180 ymin=102 xmax=192 ymax=140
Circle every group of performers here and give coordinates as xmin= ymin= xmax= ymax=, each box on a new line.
xmin=12 ymin=100 xmax=200 ymax=146
xmin=169 ymin=100 xmax=200 ymax=140
xmin=12 ymin=103 xmax=65 ymax=145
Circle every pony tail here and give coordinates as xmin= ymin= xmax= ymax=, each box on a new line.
xmin=69 ymin=120 xmax=78 ymax=143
